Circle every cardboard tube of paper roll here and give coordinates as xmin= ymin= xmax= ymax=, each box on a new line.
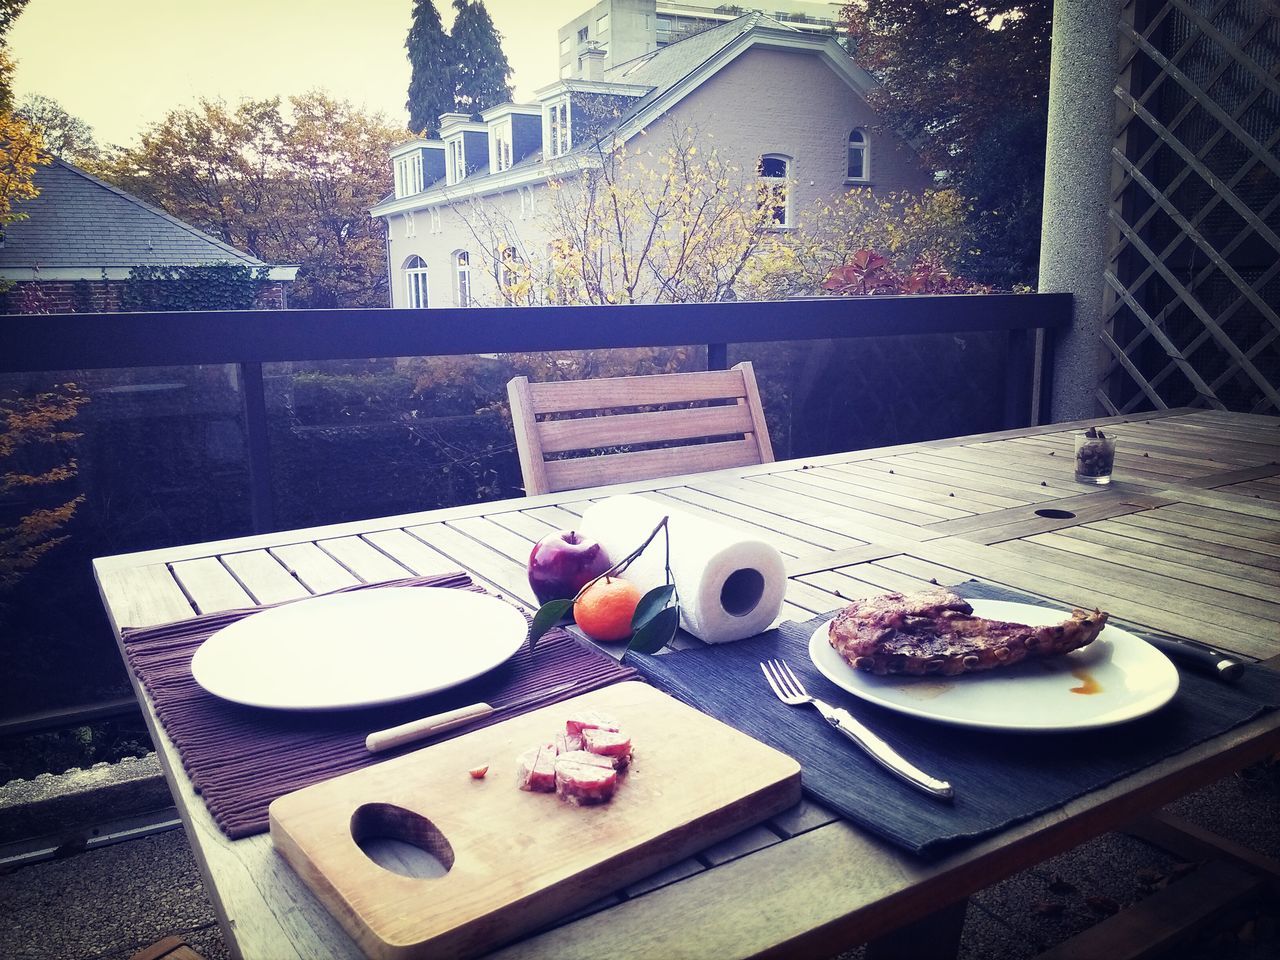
xmin=581 ymin=495 xmax=785 ymax=644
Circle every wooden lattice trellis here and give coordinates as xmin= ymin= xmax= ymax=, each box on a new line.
xmin=1101 ymin=0 xmax=1280 ymax=415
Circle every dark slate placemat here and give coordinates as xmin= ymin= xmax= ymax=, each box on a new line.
xmin=122 ymin=573 xmax=638 ymax=839
xmin=624 ymin=582 xmax=1280 ymax=857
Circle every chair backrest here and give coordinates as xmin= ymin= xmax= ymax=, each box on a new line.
xmin=507 ymin=361 xmax=775 ymax=496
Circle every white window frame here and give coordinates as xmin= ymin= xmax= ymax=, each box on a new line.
xmin=545 ymin=97 xmax=572 ymax=158
xmin=490 ymin=118 xmax=513 ymax=173
xmin=577 ymin=26 xmax=589 ymax=44
xmin=758 ymin=153 xmax=792 ymax=229
xmin=454 ymin=249 xmax=472 ymax=307
xmin=394 ymin=152 xmax=424 ymax=199
xmin=403 ymin=255 xmax=429 ymax=309
xmin=846 ymin=128 xmax=870 ymax=183
xmin=446 ymin=137 xmax=466 ymax=185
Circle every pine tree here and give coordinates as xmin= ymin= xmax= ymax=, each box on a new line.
xmin=405 ymin=0 xmax=456 ymax=136
xmin=450 ymin=0 xmax=513 ymax=118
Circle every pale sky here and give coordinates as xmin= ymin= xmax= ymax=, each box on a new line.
xmin=8 ymin=0 xmax=592 ymax=147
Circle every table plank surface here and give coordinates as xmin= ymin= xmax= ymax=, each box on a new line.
xmin=93 ymin=408 xmax=1280 ymax=960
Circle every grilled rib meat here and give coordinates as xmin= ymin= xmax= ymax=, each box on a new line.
xmin=827 ymin=589 xmax=1109 ymax=677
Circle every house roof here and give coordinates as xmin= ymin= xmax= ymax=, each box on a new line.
xmin=0 ymin=159 xmax=297 ymax=281
xmin=372 ymin=13 xmax=875 ymax=217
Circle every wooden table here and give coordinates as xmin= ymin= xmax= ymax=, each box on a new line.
xmin=94 ymin=408 xmax=1280 ymax=960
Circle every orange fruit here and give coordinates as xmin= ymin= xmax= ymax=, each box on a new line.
xmin=574 ymin=577 xmax=642 ymax=643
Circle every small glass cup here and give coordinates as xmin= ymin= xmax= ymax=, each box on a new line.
xmin=1074 ymin=431 xmax=1117 ymax=485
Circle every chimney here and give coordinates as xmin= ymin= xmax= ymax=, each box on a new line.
xmin=582 ymin=44 xmax=607 ymax=82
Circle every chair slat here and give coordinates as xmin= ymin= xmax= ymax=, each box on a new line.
xmin=538 ymin=403 xmax=756 ymax=454
xmin=527 ymin=369 xmax=747 ymax=415
xmin=545 ymin=438 xmax=762 ymax=492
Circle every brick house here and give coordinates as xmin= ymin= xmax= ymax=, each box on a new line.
xmin=371 ymin=13 xmax=929 ymax=308
xmin=0 ymin=159 xmax=297 ymax=314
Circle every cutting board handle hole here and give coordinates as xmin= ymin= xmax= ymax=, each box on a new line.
xmin=351 ymin=803 xmax=454 ymax=879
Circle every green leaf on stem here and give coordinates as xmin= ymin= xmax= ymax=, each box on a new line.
xmin=628 ymin=604 xmax=679 ymax=654
xmin=631 ymin=584 xmax=676 ymax=632
xmin=527 ymin=598 xmax=573 ymax=654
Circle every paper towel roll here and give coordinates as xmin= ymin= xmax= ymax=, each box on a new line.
xmin=581 ymin=495 xmax=785 ymax=644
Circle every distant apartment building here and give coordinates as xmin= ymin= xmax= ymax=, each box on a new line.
xmin=556 ymin=0 xmax=842 ymax=79
xmin=371 ymin=13 xmax=928 ymax=309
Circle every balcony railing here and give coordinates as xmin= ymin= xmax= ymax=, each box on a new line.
xmin=3 ymin=294 xmax=1069 ymax=530
xmin=0 ymin=293 xmax=1071 ymax=738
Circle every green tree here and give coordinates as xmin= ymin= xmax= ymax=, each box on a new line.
xmin=841 ymin=1 xmax=1051 ymax=288
xmin=450 ymin=0 xmax=513 ymax=117
xmin=406 ymin=0 xmax=455 ymax=136
xmin=15 ymin=93 xmax=98 ymax=162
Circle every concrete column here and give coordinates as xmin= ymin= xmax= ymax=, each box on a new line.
xmin=1038 ymin=0 xmax=1125 ymax=422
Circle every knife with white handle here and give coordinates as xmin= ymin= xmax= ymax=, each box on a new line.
xmin=366 ymin=682 xmax=578 ymax=753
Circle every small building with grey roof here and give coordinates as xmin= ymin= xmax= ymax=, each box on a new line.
xmin=0 ymin=159 xmax=297 ymax=314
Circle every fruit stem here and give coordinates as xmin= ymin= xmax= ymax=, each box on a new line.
xmin=572 ymin=516 xmax=669 ymax=601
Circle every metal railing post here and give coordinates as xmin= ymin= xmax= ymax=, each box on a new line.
xmin=238 ymin=361 xmax=275 ymax=533
xmin=707 ymin=343 xmax=728 ymax=370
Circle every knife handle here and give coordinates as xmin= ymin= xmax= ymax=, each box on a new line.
xmin=366 ymin=702 xmax=494 ymax=753
xmin=823 ymin=704 xmax=955 ymax=800
xmin=1144 ymin=635 xmax=1244 ymax=681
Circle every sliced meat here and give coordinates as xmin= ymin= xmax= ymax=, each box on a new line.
xmin=554 ymin=732 xmax=584 ymax=755
xmin=565 ymin=711 xmax=619 ymax=737
xmin=582 ymin=728 xmax=632 ymax=767
xmin=555 ymin=755 xmax=618 ymax=805
xmin=556 ymin=749 xmax=615 ymax=770
xmin=515 ymin=742 xmax=557 ymax=792
xmin=828 ymin=588 xmax=1109 ymax=677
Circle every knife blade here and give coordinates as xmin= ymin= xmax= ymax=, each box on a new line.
xmin=1143 ymin=634 xmax=1245 ymax=682
xmin=365 ymin=681 xmax=580 ymax=753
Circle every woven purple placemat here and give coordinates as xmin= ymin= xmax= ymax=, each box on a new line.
xmin=122 ymin=572 xmax=638 ymax=839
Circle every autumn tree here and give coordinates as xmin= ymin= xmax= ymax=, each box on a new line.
xmin=15 ymin=93 xmax=99 ymax=162
xmin=406 ymin=0 xmax=455 ymax=136
xmin=0 ymin=384 xmax=87 ymax=612
xmin=452 ymin=123 xmax=780 ymax=307
xmin=842 ymin=0 xmax=1051 ymax=288
xmin=97 ymin=92 xmax=400 ymax=308
xmin=450 ymin=0 xmax=513 ymax=117
xmin=0 ymin=1 xmax=47 ymax=281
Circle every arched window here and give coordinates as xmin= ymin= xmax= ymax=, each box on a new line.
xmin=403 ymin=255 xmax=429 ymax=309
xmin=847 ymin=129 xmax=869 ymax=182
xmin=454 ymin=250 xmax=472 ymax=307
xmin=757 ymin=154 xmax=791 ymax=228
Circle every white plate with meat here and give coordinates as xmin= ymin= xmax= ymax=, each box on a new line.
xmin=192 ymin=587 xmax=528 ymax=710
xmin=807 ymin=594 xmax=1179 ymax=732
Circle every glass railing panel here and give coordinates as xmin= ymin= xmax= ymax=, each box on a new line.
xmin=262 ymin=346 xmax=705 ymax=528
xmin=0 ymin=365 xmax=250 ymax=744
xmin=729 ymin=331 xmax=1011 ymax=460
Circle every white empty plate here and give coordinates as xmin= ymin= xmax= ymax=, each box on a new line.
xmin=808 ymin=598 xmax=1179 ymax=732
xmin=191 ymin=588 xmax=528 ymax=711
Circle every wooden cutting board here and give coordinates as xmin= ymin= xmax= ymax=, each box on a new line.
xmin=269 ymin=680 xmax=801 ymax=959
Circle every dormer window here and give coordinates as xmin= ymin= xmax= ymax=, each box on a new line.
xmin=447 ymin=138 xmax=466 ymax=184
xmin=394 ymin=152 xmax=424 ymax=198
xmin=491 ymin=118 xmax=513 ymax=173
xmin=546 ymin=97 xmax=572 ymax=158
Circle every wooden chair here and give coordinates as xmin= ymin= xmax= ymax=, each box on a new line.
xmin=507 ymin=361 xmax=774 ymax=496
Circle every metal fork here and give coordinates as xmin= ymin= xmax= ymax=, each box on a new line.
xmin=761 ymin=659 xmax=954 ymax=800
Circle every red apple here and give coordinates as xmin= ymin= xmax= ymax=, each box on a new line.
xmin=527 ymin=530 xmax=611 ymax=605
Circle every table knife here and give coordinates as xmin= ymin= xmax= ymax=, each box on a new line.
xmin=1143 ymin=634 xmax=1245 ymax=681
xmin=366 ymin=681 xmax=579 ymax=753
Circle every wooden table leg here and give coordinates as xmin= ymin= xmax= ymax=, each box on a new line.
xmin=864 ymin=898 xmax=968 ymax=960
